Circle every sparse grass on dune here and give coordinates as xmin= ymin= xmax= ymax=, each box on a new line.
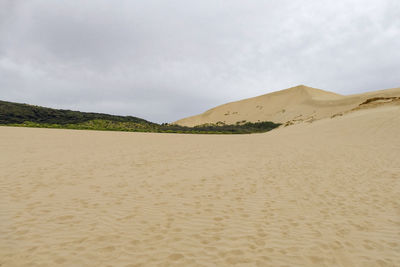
xmin=4 ymin=120 xmax=280 ymax=134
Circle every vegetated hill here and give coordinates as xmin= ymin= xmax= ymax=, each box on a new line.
xmin=174 ymin=85 xmax=400 ymax=126
xmin=0 ymin=100 xmax=154 ymax=125
xmin=0 ymin=100 xmax=280 ymax=134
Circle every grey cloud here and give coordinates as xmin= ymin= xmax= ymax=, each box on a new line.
xmin=0 ymin=0 xmax=399 ymax=122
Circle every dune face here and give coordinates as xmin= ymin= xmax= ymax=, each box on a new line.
xmin=1 ymin=103 xmax=400 ymax=266
xmin=174 ymin=85 xmax=400 ymax=126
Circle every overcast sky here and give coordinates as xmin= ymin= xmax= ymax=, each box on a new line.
xmin=1 ymin=0 xmax=399 ymax=122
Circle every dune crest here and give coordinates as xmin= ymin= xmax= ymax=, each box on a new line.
xmin=174 ymin=85 xmax=400 ymax=126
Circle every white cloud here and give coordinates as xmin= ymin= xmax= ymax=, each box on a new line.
xmin=0 ymin=0 xmax=399 ymax=122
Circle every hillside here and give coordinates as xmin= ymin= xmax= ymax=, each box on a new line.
xmin=0 ymin=100 xmax=280 ymax=134
xmin=174 ymin=85 xmax=400 ymax=126
xmin=0 ymin=100 xmax=154 ymax=125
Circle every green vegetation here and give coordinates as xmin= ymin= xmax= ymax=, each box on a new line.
xmin=0 ymin=100 xmax=153 ymax=125
xmin=0 ymin=100 xmax=280 ymax=134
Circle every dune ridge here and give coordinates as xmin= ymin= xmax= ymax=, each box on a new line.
xmin=1 ymin=102 xmax=399 ymax=266
xmin=174 ymin=85 xmax=400 ymax=126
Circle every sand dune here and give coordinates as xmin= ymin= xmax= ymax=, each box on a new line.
xmin=174 ymin=85 xmax=400 ymax=126
xmin=1 ymin=102 xmax=399 ymax=266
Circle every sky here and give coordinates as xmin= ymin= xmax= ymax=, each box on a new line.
xmin=0 ymin=0 xmax=399 ymax=123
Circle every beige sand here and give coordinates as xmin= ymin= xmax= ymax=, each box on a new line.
xmin=1 ymin=104 xmax=400 ymax=266
xmin=174 ymin=85 xmax=400 ymax=126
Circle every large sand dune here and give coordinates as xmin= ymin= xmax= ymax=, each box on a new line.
xmin=1 ymin=103 xmax=400 ymax=266
xmin=174 ymin=85 xmax=400 ymax=126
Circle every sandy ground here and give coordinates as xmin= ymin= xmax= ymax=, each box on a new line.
xmin=1 ymin=105 xmax=400 ymax=266
xmin=175 ymin=85 xmax=400 ymax=127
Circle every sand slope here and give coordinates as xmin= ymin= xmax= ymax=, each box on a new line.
xmin=1 ymin=104 xmax=400 ymax=266
xmin=174 ymin=85 xmax=400 ymax=126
